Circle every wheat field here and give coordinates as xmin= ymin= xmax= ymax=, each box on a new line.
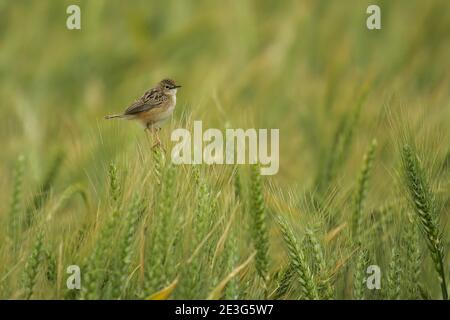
xmin=1 ymin=0 xmax=450 ymax=300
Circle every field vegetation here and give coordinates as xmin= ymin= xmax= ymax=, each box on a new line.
xmin=0 ymin=0 xmax=449 ymax=299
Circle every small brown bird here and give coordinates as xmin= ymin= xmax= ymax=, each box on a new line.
xmin=105 ymin=78 xmax=181 ymax=147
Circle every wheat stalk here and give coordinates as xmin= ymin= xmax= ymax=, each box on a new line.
xmin=352 ymin=248 xmax=368 ymax=300
xmin=9 ymin=155 xmax=25 ymax=242
xmin=81 ymin=204 xmax=122 ymax=299
xmin=277 ymin=217 xmax=318 ymax=300
xmin=387 ymin=247 xmax=401 ymax=299
xmin=401 ymin=144 xmax=448 ymax=300
xmin=404 ymin=217 xmax=422 ymax=299
xmin=21 ymin=231 xmax=44 ymax=299
xmin=352 ymin=139 xmax=377 ymax=241
xmin=108 ymin=161 xmax=122 ymax=205
xmin=145 ymin=164 xmax=175 ymax=294
xmin=250 ymin=164 xmax=270 ymax=290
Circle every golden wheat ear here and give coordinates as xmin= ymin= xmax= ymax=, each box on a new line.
xmin=104 ymin=114 xmax=123 ymax=119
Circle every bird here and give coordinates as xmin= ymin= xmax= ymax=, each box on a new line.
xmin=105 ymin=78 xmax=181 ymax=148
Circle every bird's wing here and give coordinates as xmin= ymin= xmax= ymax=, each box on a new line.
xmin=124 ymin=88 xmax=168 ymax=115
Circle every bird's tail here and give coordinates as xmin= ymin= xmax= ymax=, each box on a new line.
xmin=104 ymin=114 xmax=124 ymax=120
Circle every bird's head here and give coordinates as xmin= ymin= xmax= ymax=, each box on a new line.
xmin=159 ymin=79 xmax=181 ymax=96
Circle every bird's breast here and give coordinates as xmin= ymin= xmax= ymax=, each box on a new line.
xmin=138 ymin=96 xmax=176 ymax=125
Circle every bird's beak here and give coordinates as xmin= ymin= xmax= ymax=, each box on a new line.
xmin=173 ymin=85 xmax=182 ymax=89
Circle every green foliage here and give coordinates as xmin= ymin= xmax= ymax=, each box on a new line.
xmin=145 ymin=163 xmax=176 ymax=294
xmin=401 ymin=144 xmax=448 ymax=300
xmin=108 ymin=162 xmax=122 ymax=205
xmin=273 ymin=264 xmax=295 ymax=299
xmin=277 ymin=217 xmax=318 ymax=300
xmin=353 ymin=249 xmax=368 ymax=300
xmin=1 ymin=1 xmax=449 ymax=301
xmin=404 ymin=218 xmax=422 ymax=299
xmin=250 ymin=164 xmax=270 ymax=288
xmin=152 ymin=147 xmax=166 ymax=186
xmin=352 ymin=139 xmax=377 ymax=241
xmin=44 ymin=250 xmax=57 ymax=284
xmin=107 ymin=194 xmax=145 ymax=298
xmin=387 ymin=247 xmax=401 ymax=300
xmin=8 ymin=155 xmax=25 ymax=241
xmin=305 ymin=228 xmax=333 ymax=298
xmin=81 ymin=209 xmax=122 ymax=299
xmin=319 ymin=94 xmax=365 ymax=192
xmin=233 ymin=166 xmax=242 ymax=201
xmin=21 ymin=231 xmax=44 ymax=299
xmin=25 ymin=153 xmax=64 ymax=227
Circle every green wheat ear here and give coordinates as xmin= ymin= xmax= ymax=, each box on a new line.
xmin=116 ymin=194 xmax=145 ymax=298
xmin=44 ymin=249 xmax=57 ymax=284
xmin=152 ymin=146 xmax=166 ymax=185
xmin=352 ymin=139 xmax=377 ymax=241
xmin=250 ymin=164 xmax=270 ymax=290
xmin=81 ymin=207 xmax=122 ymax=300
xmin=277 ymin=217 xmax=318 ymax=300
xmin=353 ymin=248 xmax=368 ymax=300
xmin=9 ymin=155 xmax=25 ymax=241
xmin=305 ymin=228 xmax=333 ymax=299
xmin=21 ymin=230 xmax=44 ymax=299
xmin=224 ymin=229 xmax=240 ymax=300
xmin=404 ymin=216 xmax=422 ymax=299
xmin=108 ymin=161 xmax=122 ymax=205
xmin=386 ymin=247 xmax=401 ymax=300
xmin=145 ymin=164 xmax=176 ymax=295
xmin=401 ymin=144 xmax=448 ymax=300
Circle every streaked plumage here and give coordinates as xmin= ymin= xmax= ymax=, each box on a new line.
xmin=105 ymin=79 xmax=181 ymax=130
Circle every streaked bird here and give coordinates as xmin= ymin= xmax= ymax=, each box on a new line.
xmin=105 ymin=78 xmax=181 ymax=147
